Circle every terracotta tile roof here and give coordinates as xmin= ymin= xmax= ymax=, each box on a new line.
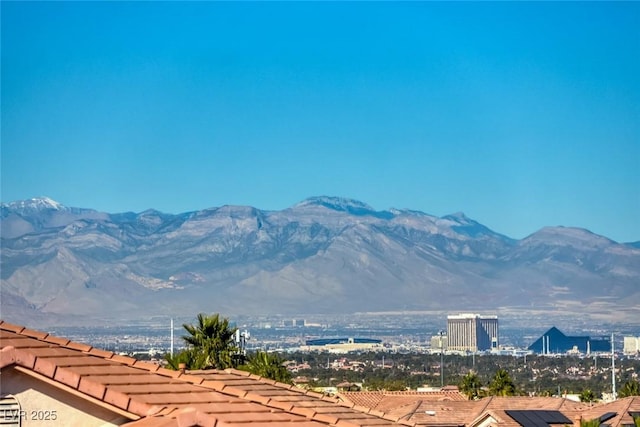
xmin=377 ymin=396 xmax=593 ymax=426
xmin=3 ymin=320 xmax=638 ymax=427
xmin=184 ymin=369 xmax=426 ymax=426
xmin=470 ymin=410 xmax=514 ymax=427
xmin=0 ymin=320 xmax=408 ymax=427
xmin=467 ymin=397 xmax=640 ymax=427
xmin=478 ymin=396 xmax=591 ymax=412
xmin=577 ymin=396 xmax=640 ymax=427
xmin=388 ymin=400 xmax=480 ymax=426
xmin=339 ymin=391 xmax=468 ymax=413
xmin=472 ymin=408 xmax=576 ymax=427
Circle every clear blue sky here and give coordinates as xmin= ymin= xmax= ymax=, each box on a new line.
xmin=2 ymin=2 xmax=639 ymax=242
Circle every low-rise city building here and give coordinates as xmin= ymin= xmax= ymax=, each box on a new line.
xmin=302 ymin=337 xmax=383 ymax=353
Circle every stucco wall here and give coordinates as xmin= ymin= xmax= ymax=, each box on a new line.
xmin=1 ymin=368 xmax=133 ymax=427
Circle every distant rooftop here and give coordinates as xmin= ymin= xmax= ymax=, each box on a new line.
xmin=306 ymin=337 xmax=382 ymax=346
xmin=448 ymin=313 xmax=498 ymax=319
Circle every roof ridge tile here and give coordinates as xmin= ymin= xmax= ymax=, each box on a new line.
xmin=42 ymin=335 xmax=71 ymax=346
xmin=88 ymin=347 xmax=114 ymax=358
xmin=110 ymin=354 xmax=138 ymax=366
xmin=67 ymin=342 xmax=93 ymax=352
xmin=151 ymin=407 xmax=176 ymax=417
xmin=175 ymin=407 xmax=198 ymax=427
xmin=144 ymin=405 xmax=167 ymax=417
xmin=177 ymin=373 xmax=205 ymax=385
xmin=312 ymin=412 xmax=340 ymax=425
xmin=200 ymin=379 xmax=228 ymax=391
xmin=352 ymin=405 xmax=372 ymax=414
xmin=220 ymin=386 xmax=248 ymax=399
xmin=0 ymin=346 xmax=16 ymax=368
xmin=132 ymin=360 xmax=161 ymax=372
xmin=290 ymin=406 xmax=317 ymax=418
xmin=176 ymin=407 xmax=228 ymax=427
xmin=34 ymin=356 xmax=57 ymax=378
xmin=306 ymin=390 xmax=325 ymax=399
xmin=370 ymin=409 xmax=394 ymax=420
xmin=104 ymin=388 xmax=131 ymax=412
xmin=78 ymin=377 xmax=107 ymax=400
xmin=21 ymin=328 xmax=48 ymax=339
xmin=54 ymin=366 xmax=82 ymax=389
xmin=0 ymin=321 xmax=25 ymax=333
xmin=243 ymin=392 xmax=271 ymax=405
xmin=268 ymin=399 xmax=294 ymax=412
xmin=273 ymin=380 xmax=293 ymax=389
xmin=224 ymin=368 xmax=251 ymax=377
xmin=156 ymin=367 xmax=184 ymax=378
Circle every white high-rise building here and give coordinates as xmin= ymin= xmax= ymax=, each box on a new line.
xmin=623 ymin=336 xmax=640 ymax=355
xmin=447 ymin=313 xmax=499 ymax=352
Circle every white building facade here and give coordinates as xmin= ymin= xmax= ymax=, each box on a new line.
xmin=623 ymin=336 xmax=640 ymax=355
xmin=447 ymin=313 xmax=499 ymax=352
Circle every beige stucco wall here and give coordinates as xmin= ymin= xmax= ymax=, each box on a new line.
xmin=474 ymin=416 xmax=497 ymax=427
xmin=1 ymin=368 xmax=133 ymax=427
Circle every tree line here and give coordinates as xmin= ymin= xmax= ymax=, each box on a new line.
xmin=287 ymin=348 xmax=640 ymax=398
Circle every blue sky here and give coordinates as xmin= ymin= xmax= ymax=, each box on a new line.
xmin=2 ymin=2 xmax=639 ymax=242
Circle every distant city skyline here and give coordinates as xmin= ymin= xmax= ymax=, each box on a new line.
xmin=2 ymin=2 xmax=639 ymax=242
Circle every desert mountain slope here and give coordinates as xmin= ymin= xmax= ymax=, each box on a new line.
xmin=1 ymin=197 xmax=638 ymax=324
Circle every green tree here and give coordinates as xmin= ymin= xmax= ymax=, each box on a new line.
xmin=182 ymin=313 xmax=238 ymax=369
xmin=240 ymin=351 xmax=292 ymax=384
xmin=460 ymin=372 xmax=483 ymax=400
xmin=164 ymin=348 xmax=206 ymax=370
xmin=488 ymin=368 xmax=516 ymax=396
xmin=618 ymin=379 xmax=640 ymax=397
xmin=363 ymin=378 xmax=407 ymax=391
xmin=579 ymin=389 xmax=596 ymax=403
xmin=165 ymin=313 xmax=239 ymax=371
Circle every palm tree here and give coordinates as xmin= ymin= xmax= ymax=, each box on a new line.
xmin=181 ymin=313 xmax=239 ymax=369
xmin=618 ymin=379 xmax=640 ymax=397
xmin=164 ymin=348 xmax=206 ymax=370
xmin=241 ymin=351 xmax=292 ymax=384
xmin=488 ymin=368 xmax=516 ymax=396
xmin=460 ymin=372 xmax=482 ymax=400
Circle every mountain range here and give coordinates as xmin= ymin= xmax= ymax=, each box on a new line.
xmin=1 ymin=196 xmax=639 ymax=325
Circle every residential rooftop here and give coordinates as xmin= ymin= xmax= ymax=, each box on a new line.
xmin=0 ymin=320 xmax=411 ymax=427
xmin=2 ymin=319 xmax=639 ymax=427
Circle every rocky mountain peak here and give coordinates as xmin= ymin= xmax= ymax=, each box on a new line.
xmin=292 ymin=196 xmax=397 ymax=219
xmin=522 ymin=226 xmax=616 ymax=247
xmin=2 ymin=196 xmax=65 ymax=212
xmin=295 ymin=196 xmax=376 ymax=212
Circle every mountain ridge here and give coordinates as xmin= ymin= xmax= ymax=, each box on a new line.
xmin=1 ymin=196 xmax=638 ymax=325
xmin=2 ymin=196 xmax=631 ymax=244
